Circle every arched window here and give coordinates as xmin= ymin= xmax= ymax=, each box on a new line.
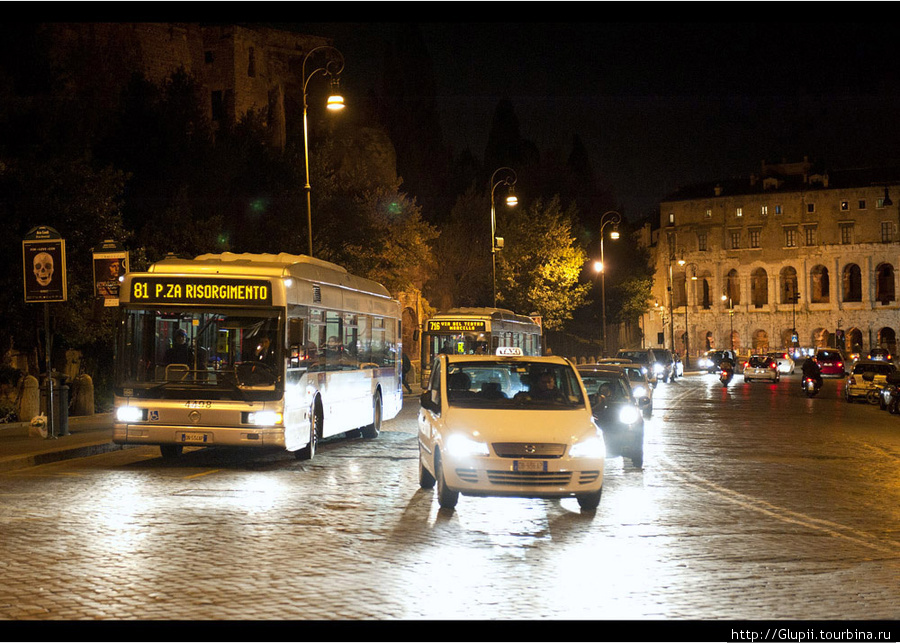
xmin=810 ymin=266 xmax=830 ymax=303
xmin=876 ymin=263 xmax=895 ymax=304
xmin=725 ymin=269 xmax=741 ymax=305
xmin=780 ymin=266 xmax=799 ymax=304
xmin=842 ymin=263 xmax=862 ymax=302
xmin=700 ymin=278 xmax=711 ymax=309
xmin=751 ymin=268 xmax=768 ymax=307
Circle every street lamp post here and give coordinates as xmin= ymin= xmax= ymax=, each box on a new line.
xmin=598 ymin=211 xmax=622 ymax=357
xmin=722 ymin=294 xmax=735 ymax=351
xmin=302 ymin=45 xmax=345 ymax=257
xmin=490 ymin=167 xmax=517 ymax=308
xmin=678 ymin=257 xmax=698 ymax=369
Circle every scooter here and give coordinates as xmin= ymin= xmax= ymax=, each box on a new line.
xmin=719 ymin=366 xmax=733 ymax=387
xmin=802 ymin=375 xmax=821 ymax=397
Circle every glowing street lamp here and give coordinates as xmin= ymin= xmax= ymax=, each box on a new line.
xmin=490 ymin=167 xmax=517 ymax=307
xmin=302 ymin=45 xmax=345 ymax=257
xmin=598 ymin=211 xmax=622 ymax=356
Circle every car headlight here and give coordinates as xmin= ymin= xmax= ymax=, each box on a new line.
xmin=445 ymin=434 xmax=489 ymax=458
xmin=569 ymin=436 xmax=605 ymax=459
xmin=247 ymin=411 xmax=283 ymax=426
xmin=632 ymin=385 xmax=647 ymax=398
xmin=653 ymin=363 xmax=665 ymax=374
xmin=115 ymin=405 xmax=143 ymax=423
xmin=618 ymin=405 xmax=641 ymax=425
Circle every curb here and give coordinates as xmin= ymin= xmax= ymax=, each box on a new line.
xmin=0 ymin=440 xmax=128 ymax=474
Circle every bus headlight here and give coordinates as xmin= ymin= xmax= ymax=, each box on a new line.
xmin=247 ymin=411 xmax=283 ymax=426
xmin=116 ymin=406 xmax=143 ymax=423
xmin=569 ymin=436 xmax=605 ymax=459
xmin=445 ymin=434 xmax=489 ymax=458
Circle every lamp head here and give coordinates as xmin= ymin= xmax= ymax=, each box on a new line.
xmin=326 ymin=77 xmax=345 ymax=111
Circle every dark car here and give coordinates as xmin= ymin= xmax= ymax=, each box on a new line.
xmin=701 ymin=349 xmax=736 ymax=374
xmin=814 ymin=348 xmax=846 ymax=377
xmin=655 ymin=348 xmax=677 ymax=381
xmin=576 ymin=365 xmax=645 ymax=468
xmin=614 ymin=349 xmax=659 ymax=386
xmin=867 ymin=347 xmax=892 ymax=362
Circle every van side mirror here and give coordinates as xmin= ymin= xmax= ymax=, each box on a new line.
xmin=420 ymin=390 xmax=440 ymax=413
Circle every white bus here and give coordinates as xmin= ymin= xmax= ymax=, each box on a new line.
xmin=419 ymin=307 xmax=542 ymax=387
xmin=113 ymin=252 xmax=402 ymax=459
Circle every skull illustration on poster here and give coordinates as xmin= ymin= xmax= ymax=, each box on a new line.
xmin=33 ymin=252 xmax=54 ymax=286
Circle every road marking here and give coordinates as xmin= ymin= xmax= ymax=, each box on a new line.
xmin=659 ymin=454 xmax=900 ymax=555
xmin=183 ymin=469 xmax=221 ymax=479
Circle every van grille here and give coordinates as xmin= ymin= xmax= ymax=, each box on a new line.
xmin=492 ymin=443 xmax=566 ymax=458
xmin=486 ymin=470 xmax=573 ymax=486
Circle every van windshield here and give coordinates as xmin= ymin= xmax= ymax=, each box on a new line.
xmin=445 ymin=360 xmax=585 ymax=409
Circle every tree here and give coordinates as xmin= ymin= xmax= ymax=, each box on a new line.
xmin=495 ymin=196 xmax=589 ymax=330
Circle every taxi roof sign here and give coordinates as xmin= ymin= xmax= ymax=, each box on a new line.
xmin=496 ymin=346 xmax=523 ymax=356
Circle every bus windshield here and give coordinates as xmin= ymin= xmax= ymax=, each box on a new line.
xmin=116 ymin=306 xmax=283 ymax=400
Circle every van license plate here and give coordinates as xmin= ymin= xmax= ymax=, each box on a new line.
xmin=180 ymin=432 xmax=210 ymax=444
xmin=514 ymin=460 xmax=547 ymax=472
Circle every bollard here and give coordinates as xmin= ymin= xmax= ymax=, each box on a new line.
xmin=20 ymin=374 xmax=40 ymax=423
xmin=72 ymin=373 xmax=94 ymax=416
xmin=40 ymin=376 xmax=71 ymax=437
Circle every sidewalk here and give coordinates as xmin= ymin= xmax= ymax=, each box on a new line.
xmin=0 ymin=412 xmax=120 ymax=473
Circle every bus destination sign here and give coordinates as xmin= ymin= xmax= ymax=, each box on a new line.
xmin=427 ymin=320 xmax=486 ymax=332
xmin=130 ymin=277 xmax=272 ymax=305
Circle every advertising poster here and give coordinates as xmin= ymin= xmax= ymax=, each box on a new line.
xmin=92 ymin=240 xmax=128 ymax=306
xmin=22 ymin=226 xmax=67 ymax=303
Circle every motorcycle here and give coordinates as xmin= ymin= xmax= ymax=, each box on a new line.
xmin=802 ymin=375 xmax=821 ymax=397
xmin=719 ymin=366 xmax=734 ymax=387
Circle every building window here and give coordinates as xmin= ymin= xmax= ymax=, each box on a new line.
xmin=858 ymin=199 xmax=867 ymax=209
xmin=784 ymin=228 xmax=797 ymax=248
xmin=697 ymin=232 xmax=708 ymax=252
xmin=840 ymin=200 xmax=849 ymax=211
xmin=760 ymin=205 xmax=768 ymax=216
xmin=668 ymin=212 xmax=675 ymax=225
xmin=804 ymin=226 xmax=817 ymax=246
xmin=878 ymin=196 xmax=890 ymax=208
xmin=749 ymin=229 xmax=761 ymax=248
xmin=730 ymin=231 xmax=741 ymax=249
xmin=705 ymin=208 xmax=712 ymax=218
xmin=876 ymin=263 xmax=895 ymax=304
xmin=806 ymin=203 xmax=815 ymax=213
xmin=840 ymin=223 xmax=854 ymax=245
xmin=751 ymin=268 xmax=768 ymax=307
xmin=735 ymin=207 xmax=743 ymax=218
xmin=774 ymin=204 xmax=783 ymax=215
xmin=842 ymin=264 xmax=862 ymax=302
xmin=810 ymin=265 xmax=830 ymax=303
xmin=882 ymin=221 xmax=894 ymax=243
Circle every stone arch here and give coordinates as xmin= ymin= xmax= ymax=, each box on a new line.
xmin=878 ymin=327 xmax=897 ymax=355
xmin=704 ymin=330 xmax=714 ymax=351
xmin=752 ymin=329 xmax=769 ymax=352
xmin=780 ymin=266 xmax=799 ymax=303
xmin=848 ymin=328 xmax=863 ymax=355
xmin=812 ymin=327 xmax=828 ymax=348
xmin=810 ymin=265 xmax=830 ymax=303
xmin=750 ymin=267 xmax=768 ymax=307
xmin=842 ymin=263 xmax=862 ymax=302
xmin=876 ymin=263 xmax=895 ymax=304
xmin=725 ymin=268 xmax=741 ymax=305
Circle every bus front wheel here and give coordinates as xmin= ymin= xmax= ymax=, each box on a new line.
xmin=295 ymin=404 xmax=321 ymax=461
xmin=361 ymin=392 xmax=382 ymax=439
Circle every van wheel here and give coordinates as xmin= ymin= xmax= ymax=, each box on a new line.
xmin=160 ymin=444 xmax=183 ymax=459
xmin=418 ymin=446 xmax=436 ymax=489
xmin=435 ymin=451 xmax=458 ymax=509
xmin=577 ymin=488 xmax=602 ymax=511
xmin=361 ymin=392 xmax=382 ymax=439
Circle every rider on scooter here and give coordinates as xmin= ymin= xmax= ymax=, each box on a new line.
xmin=801 ymin=356 xmax=823 ymax=389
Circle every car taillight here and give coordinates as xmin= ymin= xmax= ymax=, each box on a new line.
xmin=837 ymin=362 xmax=843 ymax=368
xmin=770 ymin=363 xmax=776 ymax=369
xmin=743 ymin=362 xmax=749 ymax=369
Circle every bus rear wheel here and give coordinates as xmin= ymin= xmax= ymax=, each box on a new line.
xmin=295 ymin=404 xmax=321 ymax=461
xmin=361 ymin=392 xmax=382 ymax=439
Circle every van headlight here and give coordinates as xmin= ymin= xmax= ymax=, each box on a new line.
xmin=618 ymin=405 xmax=640 ymax=425
xmin=632 ymin=385 xmax=647 ymax=398
xmin=445 ymin=434 xmax=489 ymax=458
xmin=653 ymin=363 xmax=665 ymax=375
xmin=569 ymin=436 xmax=605 ymax=459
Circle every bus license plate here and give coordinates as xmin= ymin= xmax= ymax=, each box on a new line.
xmin=514 ymin=460 xmax=547 ymax=472
xmin=180 ymin=432 xmax=210 ymax=444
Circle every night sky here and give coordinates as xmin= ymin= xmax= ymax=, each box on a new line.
xmin=304 ymin=20 xmax=900 ymax=219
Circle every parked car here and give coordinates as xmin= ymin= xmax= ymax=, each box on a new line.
xmin=742 ymin=355 xmax=780 ymax=383
xmin=576 ymin=365 xmax=645 ymax=467
xmin=417 ymin=350 xmax=605 ymax=511
xmin=767 ymin=351 xmax=795 ymax=374
xmin=845 ymin=359 xmax=897 ymax=403
xmin=699 ymin=349 xmax=736 ymax=374
xmin=867 ymin=347 xmax=892 ymax=362
xmin=615 ymin=349 xmax=662 ymax=385
xmin=595 ymin=360 xmax=653 ymax=417
xmin=814 ymin=348 xmax=846 ymax=377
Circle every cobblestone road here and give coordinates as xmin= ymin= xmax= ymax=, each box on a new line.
xmin=0 ymin=374 xmax=898 ymax=624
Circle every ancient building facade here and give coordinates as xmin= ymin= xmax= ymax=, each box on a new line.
xmin=643 ymin=158 xmax=900 ymax=360
xmin=44 ymin=23 xmax=331 ymax=147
